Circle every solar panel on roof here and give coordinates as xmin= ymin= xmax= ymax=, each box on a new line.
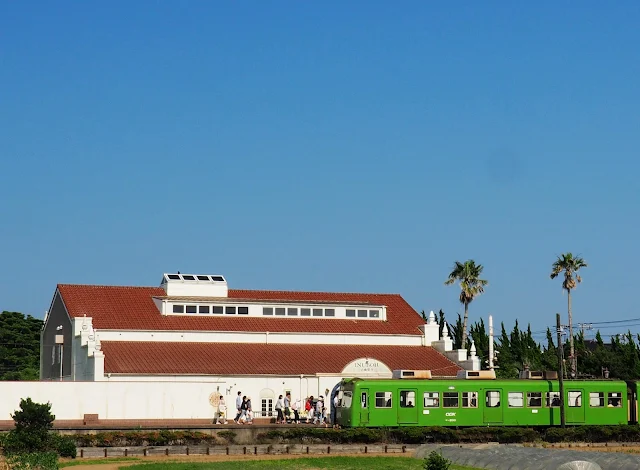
xmin=182 ymin=275 xmax=196 ymax=280
xmin=197 ymin=275 xmax=209 ymax=281
xmin=167 ymin=274 xmax=181 ymax=280
xmin=211 ymin=276 xmax=225 ymax=281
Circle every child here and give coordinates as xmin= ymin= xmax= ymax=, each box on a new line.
xmin=216 ymin=395 xmax=227 ymax=424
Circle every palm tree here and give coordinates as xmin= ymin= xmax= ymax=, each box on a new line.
xmin=550 ymin=253 xmax=588 ymax=377
xmin=444 ymin=260 xmax=488 ymax=347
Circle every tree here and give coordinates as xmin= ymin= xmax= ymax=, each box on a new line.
xmin=438 ymin=310 xmax=446 ymax=339
xmin=6 ymin=398 xmax=54 ymax=453
xmin=0 ymin=311 xmax=43 ymax=381
xmin=4 ymin=398 xmax=76 ymax=457
xmin=550 ymin=253 xmax=587 ymax=377
xmin=468 ymin=318 xmax=489 ymax=368
xmin=448 ymin=314 xmax=465 ymax=350
xmin=444 ymin=260 xmax=488 ymax=346
xmin=495 ymin=322 xmax=517 ymax=378
xmin=540 ymin=327 xmax=558 ymax=371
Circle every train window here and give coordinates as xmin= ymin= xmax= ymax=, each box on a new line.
xmin=607 ymin=392 xmax=622 ymax=408
xmin=342 ymin=392 xmax=352 ymax=408
xmin=375 ymin=392 xmax=392 ymax=408
xmin=589 ymin=392 xmax=604 ymax=407
xmin=462 ymin=392 xmax=478 ymax=408
xmin=361 ymin=393 xmax=368 ymax=408
xmin=568 ymin=391 xmax=582 ymax=407
xmin=485 ymin=391 xmax=500 ymax=408
xmin=527 ymin=392 xmax=542 ymax=408
xmin=400 ymin=391 xmax=416 ymax=408
xmin=443 ymin=392 xmax=459 ymax=408
xmin=546 ymin=392 xmax=561 ymax=407
xmin=508 ymin=392 xmax=524 ymax=408
xmin=424 ymin=392 xmax=440 ymax=408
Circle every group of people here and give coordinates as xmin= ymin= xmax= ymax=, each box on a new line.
xmin=215 ymin=391 xmax=338 ymax=426
xmin=275 ymin=393 xmax=332 ymax=426
xmin=214 ymin=393 xmax=255 ymax=424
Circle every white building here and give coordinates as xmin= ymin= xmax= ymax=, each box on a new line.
xmin=17 ymin=273 xmax=480 ymax=425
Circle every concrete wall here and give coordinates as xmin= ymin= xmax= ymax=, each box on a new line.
xmin=0 ymin=376 xmax=342 ymax=421
xmin=40 ymin=291 xmax=72 ymax=381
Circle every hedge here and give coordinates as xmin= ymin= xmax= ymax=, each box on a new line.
xmin=20 ymin=425 xmax=640 ymax=448
xmin=72 ymin=430 xmax=228 ymax=447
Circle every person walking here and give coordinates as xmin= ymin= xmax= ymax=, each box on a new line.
xmin=239 ymin=396 xmax=248 ymax=423
xmin=245 ymin=397 xmax=253 ymax=425
xmin=275 ymin=394 xmax=285 ymax=424
xmin=234 ymin=391 xmax=243 ymax=423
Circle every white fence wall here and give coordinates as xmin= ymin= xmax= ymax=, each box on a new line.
xmin=0 ymin=376 xmax=341 ymax=421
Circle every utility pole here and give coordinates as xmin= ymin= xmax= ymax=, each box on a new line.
xmin=556 ymin=313 xmax=566 ymax=428
xmin=578 ymin=322 xmax=592 ymax=336
xmin=488 ymin=315 xmax=494 ymax=370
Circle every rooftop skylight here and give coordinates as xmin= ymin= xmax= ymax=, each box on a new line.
xmin=161 ymin=273 xmax=226 ymax=284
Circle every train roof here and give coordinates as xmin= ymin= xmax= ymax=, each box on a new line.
xmin=341 ymin=377 xmax=628 ymax=386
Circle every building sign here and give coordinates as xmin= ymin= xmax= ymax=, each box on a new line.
xmin=341 ymin=357 xmax=392 ymax=377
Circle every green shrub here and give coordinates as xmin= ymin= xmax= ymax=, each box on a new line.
xmin=217 ymin=431 xmax=237 ymax=444
xmin=424 ymin=450 xmax=451 ymax=470
xmin=6 ymin=451 xmax=58 ymax=470
xmin=49 ymin=434 xmax=77 ymax=458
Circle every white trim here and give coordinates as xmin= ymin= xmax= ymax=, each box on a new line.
xmin=93 ymin=329 xmax=424 ymax=346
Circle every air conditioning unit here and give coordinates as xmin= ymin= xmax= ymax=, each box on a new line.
xmin=392 ymin=370 xmax=432 ymax=379
xmin=457 ymin=370 xmax=496 ymax=380
xmin=544 ymin=371 xmax=558 ymax=380
xmin=520 ymin=370 xmax=545 ymax=380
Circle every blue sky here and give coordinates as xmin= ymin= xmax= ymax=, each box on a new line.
xmin=1 ymin=1 xmax=639 ymax=341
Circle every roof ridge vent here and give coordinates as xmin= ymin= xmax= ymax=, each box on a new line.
xmin=161 ymin=273 xmax=228 ymax=297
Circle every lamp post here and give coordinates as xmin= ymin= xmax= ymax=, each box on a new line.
xmin=55 ymin=325 xmax=64 ymax=381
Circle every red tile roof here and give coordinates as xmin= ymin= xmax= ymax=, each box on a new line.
xmin=57 ymin=284 xmax=426 ymax=335
xmin=101 ymin=342 xmax=461 ymax=377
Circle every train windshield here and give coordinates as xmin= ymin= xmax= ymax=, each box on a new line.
xmin=342 ymin=391 xmax=353 ymax=408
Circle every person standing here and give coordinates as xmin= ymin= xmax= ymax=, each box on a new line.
xmin=332 ymin=393 xmax=339 ymax=428
xmin=245 ymin=397 xmax=253 ymax=425
xmin=216 ymin=395 xmax=227 ymax=424
xmin=275 ymin=394 xmax=284 ymax=424
xmin=291 ymin=397 xmax=301 ymax=424
xmin=234 ymin=391 xmax=243 ymax=423
xmin=284 ymin=393 xmax=291 ymax=424
xmin=305 ymin=396 xmax=314 ymax=423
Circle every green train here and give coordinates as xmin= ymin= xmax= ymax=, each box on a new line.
xmin=336 ymin=370 xmax=640 ymax=427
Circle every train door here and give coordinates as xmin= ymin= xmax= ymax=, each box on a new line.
xmin=398 ymin=389 xmax=418 ymax=424
xmin=360 ymin=389 xmax=369 ymax=425
xmin=483 ymin=389 xmax=503 ymax=424
xmin=629 ymin=382 xmax=639 ymax=424
xmin=566 ymin=389 xmax=585 ymax=424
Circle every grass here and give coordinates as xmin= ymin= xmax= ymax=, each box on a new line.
xmin=59 ymin=457 xmax=140 ymax=468
xmin=123 ymin=457 xmax=480 ymax=470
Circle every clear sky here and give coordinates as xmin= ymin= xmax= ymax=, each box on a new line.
xmin=1 ymin=1 xmax=639 ymax=342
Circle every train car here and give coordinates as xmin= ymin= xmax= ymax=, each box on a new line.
xmin=336 ymin=370 xmax=629 ymax=427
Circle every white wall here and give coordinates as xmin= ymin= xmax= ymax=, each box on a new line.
xmin=0 ymin=376 xmax=343 ymax=421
